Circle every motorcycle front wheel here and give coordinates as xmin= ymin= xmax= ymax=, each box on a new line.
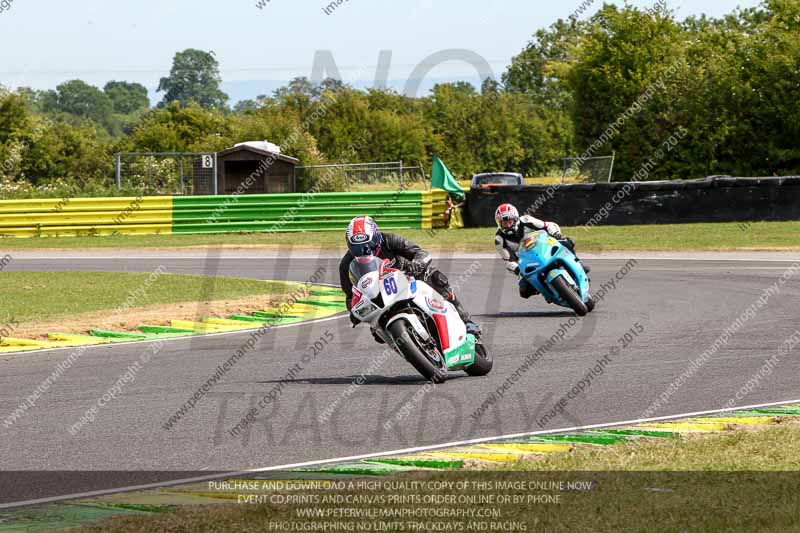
xmin=388 ymin=320 xmax=448 ymax=383
xmin=552 ymin=275 xmax=589 ymax=316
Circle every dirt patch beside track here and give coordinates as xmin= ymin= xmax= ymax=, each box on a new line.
xmin=13 ymin=294 xmax=299 ymax=339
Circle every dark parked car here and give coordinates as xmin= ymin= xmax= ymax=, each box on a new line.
xmin=470 ymin=172 xmax=524 ymax=188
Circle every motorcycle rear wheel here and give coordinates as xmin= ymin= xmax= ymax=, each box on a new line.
xmin=552 ymin=275 xmax=589 ymax=316
xmin=388 ymin=320 xmax=448 ymax=383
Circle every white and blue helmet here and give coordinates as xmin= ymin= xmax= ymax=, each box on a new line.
xmin=346 ymin=216 xmax=382 ymax=258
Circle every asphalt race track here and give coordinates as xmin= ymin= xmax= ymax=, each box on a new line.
xmin=1 ymin=250 xmax=799 ymax=505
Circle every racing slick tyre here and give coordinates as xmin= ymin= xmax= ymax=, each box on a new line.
xmin=552 ymin=275 xmax=589 ymax=316
xmin=388 ymin=320 xmax=448 ymax=383
xmin=465 ymin=340 xmax=493 ymax=377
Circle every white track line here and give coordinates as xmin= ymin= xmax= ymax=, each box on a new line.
xmin=2 ymin=397 xmax=799 ymax=510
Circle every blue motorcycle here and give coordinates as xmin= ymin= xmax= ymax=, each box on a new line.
xmin=517 ymin=231 xmax=594 ymax=316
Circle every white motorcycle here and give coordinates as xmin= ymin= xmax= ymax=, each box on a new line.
xmin=350 ymin=256 xmax=492 ymax=383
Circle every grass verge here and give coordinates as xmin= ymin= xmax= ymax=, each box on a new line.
xmin=79 ymin=423 xmax=800 ymax=532
xmin=509 ymin=421 xmax=800 ymax=471
xmin=1 ymin=221 xmax=798 ymax=252
xmin=0 ymin=272 xmax=293 ymax=338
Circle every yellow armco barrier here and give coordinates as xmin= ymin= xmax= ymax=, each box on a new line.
xmin=0 ymin=197 xmax=172 ymax=214
xmin=0 ymin=196 xmax=173 ymax=238
xmin=421 ymin=190 xmax=450 ymax=230
xmin=0 ymin=224 xmax=172 ymax=238
xmin=0 ymin=210 xmax=172 ymax=227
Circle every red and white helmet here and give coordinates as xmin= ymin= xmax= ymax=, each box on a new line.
xmin=346 ymin=216 xmax=382 ymax=258
xmin=495 ymin=204 xmax=520 ymax=230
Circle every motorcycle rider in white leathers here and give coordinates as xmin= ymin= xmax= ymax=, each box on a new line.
xmin=494 ymin=204 xmax=591 ymax=298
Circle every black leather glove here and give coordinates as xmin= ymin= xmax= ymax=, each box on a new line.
xmin=412 ymin=262 xmax=434 ymax=281
xmin=411 ymin=253 xmax=433 ymax=277
xmin=388 ymin=256 xmax=411 ymax=273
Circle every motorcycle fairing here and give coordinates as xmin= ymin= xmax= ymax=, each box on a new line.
xmin=519 ymin=231 xmax=590 ymax=305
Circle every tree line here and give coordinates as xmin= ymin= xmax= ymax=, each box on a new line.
xmin=0 ymin=1 xmax=797 ymax=198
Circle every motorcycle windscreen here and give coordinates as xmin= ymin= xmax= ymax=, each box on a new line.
xmin=349 ymin=256 xmax=381 ymax=284
xmin=521 ymin=230 xmax=548 ymax=251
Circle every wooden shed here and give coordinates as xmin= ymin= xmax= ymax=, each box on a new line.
xmin=214 ymin=144 xmax=299 ymax=194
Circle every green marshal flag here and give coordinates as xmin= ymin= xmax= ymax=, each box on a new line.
xmin=430 ymin=156 xmax=466 ymax=199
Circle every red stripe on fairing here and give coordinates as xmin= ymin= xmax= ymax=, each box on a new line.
xmin=353 ymin=217 xmax=366 ymax=235
xmin=433 ymin=314 xmax=450 ymax=351
xmin=352 ymin=288 xmax=363 ymax=306
xmin=379 ymin=259 xmax=398 ymax=277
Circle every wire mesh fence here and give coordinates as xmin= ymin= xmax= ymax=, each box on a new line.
xmin=115 ymin=155 xmax=429 ymax=195
xmin=114 ymin=152 xmax=217 ymax=196
xmin=561 ymin=153 xmax=616 ymax=183
xmin=294 ymin=161 xmax=429 ymax=192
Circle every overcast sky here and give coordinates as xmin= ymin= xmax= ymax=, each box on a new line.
xmin=0 ymin=0 xmax=761 ymax=97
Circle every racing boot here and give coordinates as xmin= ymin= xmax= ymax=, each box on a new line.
xmin=519 ymin=280 xmax=539 ymax=299
xmin=447 ymin=290 xmax=482 ymax=337
xmin=561 ymin=238 xmax=591 ymax=274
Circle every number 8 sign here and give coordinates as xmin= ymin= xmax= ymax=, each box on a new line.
xmin=201 ymin=155 xmax=214 ymax=169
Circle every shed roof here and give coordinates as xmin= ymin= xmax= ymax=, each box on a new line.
xmin=217 ymin=144 xmax=299 ymax=165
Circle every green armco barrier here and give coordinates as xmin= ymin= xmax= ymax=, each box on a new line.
xmin=171 ymin=191 xmax=440 ymax=234
xmin=172 ymin=191 xmax=420 ymax=206
xmin=173 ymin=219 xmax=424 ymax=234
xmin=171 ymin=208 xmax=424 ymax=227
xmin=172 ymin=207 xmax=422 ymax=221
